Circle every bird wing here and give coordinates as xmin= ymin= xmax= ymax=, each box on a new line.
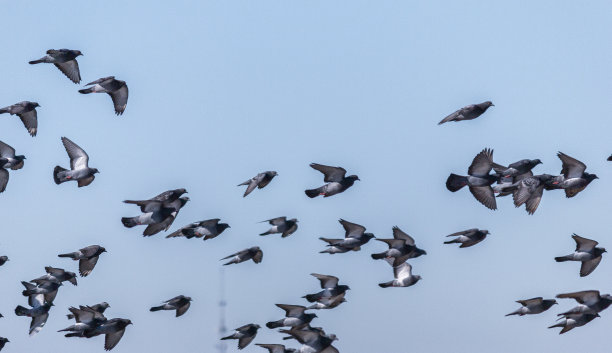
xmin=108 ymin=83 xmax=128 ymax=115
xmin=376 ymin=238 xmax=405 ymax=249
xmin=572 ymin=234 xmax=598 ymax=252
xmin=255 ymin=344 xmax=285 ymax=353
xmin=320 ymin=346 xmax=340 ymax=353
xmin=276 ymin=304 xmax=306 ymax=318
xmin=0 ymin=169 xmax=8 ymax=193
xmin=339 ymin=219 xmax=366 ymax=238
xmin=220 ymin=249 xmax=247 ymax=260
xmin=310 ymin=163 xmax=347 ymax=182
xmin=104 ymin=329 xmax=126 ymax=351
xmin=516 ymin=297 xmax=543 ymax=307
xmin=85 ymin=76 xmax=114 ymax=86
xmin=264 ymin=217 xmax=287 ymax=225
xmin=78 ymin=175 xmax=95 ymax=188
xmin=242 ymin=178 xmax=258 ymax=197
xmin=54 ymin=60 xmax=81 ymax=83
xmin=524 ymin=185 xmax=544 ymax=215
xmin=17 ymin=109 xmax=37 ymax=136
xmin=61 ymin=137 xmax=89 ymax=170
xmin=392 ymin=226 xmax=415 ymax=245
xmin=469 ymin=186 xmax=497 ymax=210
xmin=45 ymin=266 xmax=65 ymax=276
xmin=468 ymin=148 xmax=494 ymax=177
xmin=79 ymin=256 xmax=99 ymax=277
xmin=311 ymin=273 xmax=339 ymax=288
xmin=123 ymin=199 xmax=163 ymax=213
xmin=176 ymin=302 xmax=191 ymax=317
xmin=252 ymin=249 xmax=263 ymax=263
xmin=198 ymin=218 xmax=221 ymax=228
xmin=394 ymin=262 xmax=412 ymax=280
xmin=80 ymin=245 xmax=101 ymax=257
xmin=556 ymin=290 xmax=600 ymax=305
xmin=257 ymin=172 xmax=275 ymax=189
xmin=438 ymin=108 xmax=461 ymax=125
xmin=29 ymin=313 xmax=48 ymax=336
xmin=446 ymin=229 xmax=478 ymax=237
xmin=558 ymin=152 xmax=586 ymax=179
xmin=238 ymin=334 xmax=256 ymax=349
xmin=580 ymin=257 xmax=603 ymax=277
xmin=0 ymin=141 xmax=15 ymax=158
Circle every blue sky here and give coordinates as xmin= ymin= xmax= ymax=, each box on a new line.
xmin=0 ymin=1 xmax=611 ymax=352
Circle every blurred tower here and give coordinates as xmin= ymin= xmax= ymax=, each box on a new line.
xmin=215 ymin=268 xmax=227 ymax=353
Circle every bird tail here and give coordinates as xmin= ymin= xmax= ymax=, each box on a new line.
xmin=378 ymin=281 xmax=393 ymax=288
xmin=58 ymin=252 xmax=76 ymax=258
xmin=548 ymin=322 xmax=564 ymax=329
xmin=0 ymin=108 xmax=7 ymax=114
xmin=220 ymin=334 xmax=235 ymax=340
xmin=28 ymin=58 xmax=47 ymax=65
xmin=259 ymin=231 xmax=271 ymax=236
xmin=22 ymin=290 xmax=34 ymax=296
xmin=53 ymin=166 xmax=67 ymax=184
xmin=555 ymin=256 xmax=572 ymax=262
xmin=446 ymin=174 xmax=468 ymax=192
xmin=121 ymin=217 xmax=139 ymax=228
xmin=64 ymin=332 xmax=84 ymax=338
xmin=149 ymin=306 xmax=163 ymax=312
xmin=15 ymin=305 xmax=28 ymax=316
xmin=266 ymin=320 xmax=283 ymax=329
xmin=78 ymin=87 xmax=94 ymax=94
xmin=371 ymin=252 xmax=387 ymax=260
xmin=303 ymin=294 xmax=318 ymax=303
xmin=305 ymin=187 xmax=323 ymax=198
xmin=443 ymin=240 xmax=458 ymax=245
xmin=505 ymin=310 xmax=520 ymax=317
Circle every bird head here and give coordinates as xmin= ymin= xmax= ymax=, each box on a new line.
xmin=347 ymin=175 xmax=360 ymax=181
xmin=100 ymin=247 xmax=107 ymax=253
xmin=102 ymin=302 xmax=110 ymax=308
xmin=254 ymin=324 xmax=261 ymax=329
xmin=32 ymin=102 xmax=41 ymax=108
xmin=186 ymin=297 xmax=193 ymax=301
xmin=415 ymin=275 xmax=423 ymax=281
xmin=91 ymin=168 xmax=100 ymax=174
xmin=484 ymin=101 xmax=494 ymax=107
xmin=16 ymin=155 xmax=26 ymax=161
xmin=533 ymin=159 xmax=543 ymax=165
xmin=482 ymin=230 xmax=490 ymax=235
xmin=75 ymin=50 xmax=83 ymax=56
xmin=219 ymin=223 xmax=231 ymax=231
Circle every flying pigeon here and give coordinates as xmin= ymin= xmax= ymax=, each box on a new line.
xmin=554 ymin=152 xmax=598 ymax=198
xmin=0 ymin=101 xmax=39 ymax=136
xmin=493 ymin=159 xmax=542 ymax=178
xmin=150 ymin=295 xmax=192 ymax=317
xmin=255 ymin=344 xmax=297 ymax=353
xmin=84 ymin=318 xmax=132 ymax=351
xmin=238 ymin=171 xmax=277 ymax=197
xmin=444 ymin=228 xmax=490 ymax=248
xmin=79 ymin=76 xmax=128 ymax=115
xmin=58 ymin=245 xmax=106 ymax=277
xmin=221 ymin=323 xmax=261 ymax=350
xmin=378 ymin=258 xmax=421 ymax=288
xmin=0 ymin=140 xmax=25 ymax=193
xmin=319 ymin=219 xmax=375 ymax=254
xmin=29 ymin=49 xmax=83 ymax=83
xmin=499 ymin=174 xmax=555 ymax=215
xmin=446 ymin=148 xmax=498 ymax=210
xmin=167 ymin=218 xmax=230 ymax=240
xmin=556 ymin=290 xmax=612 ymax=316
xmin=438 ymin=101 xmax=494 ymax=125
xmin=505 ymin=297 xmax=557 ymax=316
xmin=54 ymin=137 xmax=99 ymax=187
xmin=303 ymin=273 xmax=350 ymax=303
xmin=0 ymin=337 xmax=8 ymax=351
xmin=305 ymin=163 xmax=359 ymax=198
xmin=66 ymin=302 xmax=110 ymax=320
xmin=266 ymin=304 xmax=317 ymax=329
xmin=280 ymin=326 xmax=338 ymax=353
xmin=371 ymin=226 xmax=426 ymax=265
xmin=60 ymin=306 xmax=107 ymax=336
xmin=555 ymin=234 xmax=606 ymax=277
xmin=15 ymin=294 xmax=53 ymax=336
xmin=548 ymin=313 xmax=599 ymax=334
xmin=31 ymin=266 xmax=77 ymax=286
xmin=21 ymin=281 xmax=62 ymax=304
xmin=122 ymin=189 xmax=189 ymax=236
xmin=0 ymin=256 xmax=8 ymax=267
xmin=221 ymin=247 xmax=263 ymax=265
xmin=307 ymin=293 xmax=346 ymax=310
xmin=260 ymin=217 xmax=298 ymax=238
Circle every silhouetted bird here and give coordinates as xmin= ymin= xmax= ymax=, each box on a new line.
xmin=319 ymin=219 xmax=375 ymax=254
xmin=0 ymin=101 xmax=39 ymax=136
xmin=438 ymin=101 xmax=494 ymax=125
xmin=555 ymin=152 xmax=598 ymax=198
xmin=444 ymin=228 xmax=490 ymax=248
xmin=54 ymin=137 xmax=99 ymax=187
xmin=238 ymin=171 xmax=278 ymax=197
xmin=221 ymin=323 xmax=261 ymax=350
xmin=446 ymin=148 xmax=498 ymax=210
xmin=505 ymin=297 xmax=557 ymax=316
xmin=266 ymin=304 xmax=317 ymax=329
xmin=548 ymin=313 xmax=599 ymax=334
xmin=555 ymin=234 xmax=606 ymax=277
xmin=166 ymin=218 xmax=230 ymax=240
xmin=221 ymin=247 xmax=263 ymax=265
xmin=305 ymin=163 xmax=359 ymax=198
xmin=79 ymin=76 xmax=128 ymax=115
xmin=0 ymin=140 xmax=26 ymax=192
xmin=150 ymin=295 xmax=192 ymax=317
xmin=29 ymin=49 xmax=83 ymax=83
xmin=260 ymin=217 xmax=298 ymax=238
xmin=58 ymin=245 xmax=106 ymax=277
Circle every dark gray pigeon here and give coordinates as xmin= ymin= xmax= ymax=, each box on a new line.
xmin=122 ymin=189 xmax=189 ymax=236
xmin=150 ymin=295 xmax=192 ymax=317
xmin=0 ymin=101 xmax=39 ymax=136
xmin=54 ymin=137 xmax=99 ymax=187
xmin=60 ymin=305 xmax=107 ymax=338
xmin=167 ymin=218 xmax=230 ymax=240
xmin=505 ymin=297 xmax=557 ymax=316
xmin=307 ymin=293 xmax=346 ymax=310
xmin=378 ymin=258 xmax=421 ymax=288
xmin=555 ymin=234 xmax=606 ymax=277
xmin=66 ymin=302 xmax=109 ymax=320
xmin=554 ymin=152 xmax=598 ymax=198
xmin=305 ymin=163 xmax=359 ymax=198
xmin=303 ymin=273 xmax=350 ymax=303
xmin=31 ymin=266 xmax=78 ymax=286
xmin=221 ymin=246 xmax=263 ymax=265
xmin=238 ymin=171 xmax=277 ymax=197
xmin=29 ymin=49 xmax=83 ymax=83
xmin=608 ymin=155 xmax=612 ymax=161
xmin=260 ymin=217 xmax=298 ymax=238
xmin=221 ymin=323 xmax=261 ymax=350
xmin=371 ymin=226 xmax=426 ymax=266
xmin=58 ymin=245 xmax=106 ymax=277
xmin=79 ymin=76 xmax=128 ymax=115
xmin=319 ymin=219 xmax=375 ymax=254
xmin=280 ymin=326 xmax=338 ymax=353
xmin=556 ymin=290 xmax=612 ymax=316
xmin=548 ymin=313 xmax=599 ymax=334
xmin=0 ymin=140 xmax=25 ymax=193
xmin=124 ymin=189 xmax=188 ymax=211
xmin=266 ymin=304 xmax=317 ymax=329
xmin=21 ymin=280 xmax=62 ymax=305
xmin=499 ymin=174 xmax=555 ymax=215
xmin=82 ymin=318 xmax=132 ymax=351
xmin=446 ymin=148 xmax=498 ymax=210
xmin=255 ymin=344 xmax=297 ymax=353
xmin=0 ymin=256 xmax=8 ymax=267
xmin=15 ymin=294 xmax=53 ymax=336
xmin=438 ymin=101 xmax=494 ymax=125
xmin=493 ymin=159 xmax=542 ymax=179
xmin=0 ymin=337 xmax=8 ymax=351
xmin=444 ymin=228 xmax=490 ymax=248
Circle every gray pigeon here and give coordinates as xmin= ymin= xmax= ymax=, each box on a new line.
xmin=124 ymin=188 xmax=188 ymax=211
xmin=0 ymin=337 xmax=8 ymax=351
xmin=0 ymin=140 xmax=25 ymax=193
xmin=307 ymin=293 xmax=346 ymax=310
xmin=556 ymin=290 xmax=612 ymax=316
xmin=446 ymin=148 xmax=498 ymax=210
xmin=21 ymin=280 xmax=62 ymax=305
xmin=122 ymin=189 xmax=189 ymax=236
xmin=221 ymin=246 xmax=263 ymax=265
xmin=54 ymin=137 xmax=99 ymax=187
xmin=266 ymin=304 xmax=317 ymax=329
xmin=79 ymin=76 xmax=128 ymax=115
xmin=554 ymin=152 xmax=598 ymax=198
xmin=60 ymin=305 xmax=107 ymax=337
xmin=29 ymin=49 xmax=83 ymax=83
xmin=319 ymin=219 xmax=375 ymax=254
xmin=505 ymin=297 xmax=557 ymax=316
xmin=0 ymin=256 xmax=8 ymax=267
xmin=555 ymin=234 xmax=606 ymax=277
xmin=221 ymin=323 xmax=261 ymax=350
xmin=167 ymin=218 xmax=230 ymax=240
xmin=260 ymin=217 xmax=298 ymax=238
xmin=58 ymin=245 xmax=107 ymax=277
xmin=14 ymin=294 xmax=53 ymax=336
xmin=438 ymin=101 xmax=494 ymax=125
xmin=280 ymin=326 xmax=338 ymax=353
xmin=255 ymin=344 xmax=297 ymax=353
xmin=548 ymin=313 xmax=599 ymax=334
xmin=82 ymin=318 xmax=132 ymax=351
xmin=31 ymin=266 xmax=78 ymax=286
xmin=66 ymin=302 xmax=110 ymax=320
xmin=444 ymin=228 xmax=490 ymax=248
xmin=238 ymin=171 xmax=278 ymax=197
xmin=378 ymin=258 xmax=421 ymax=288
xmin=303 ymin=273 xmax=350 ymax=303
xmin=371 ymin=226 xmax=426 ymax=266
xmin=493 ymin=159 xmax=542 ymax=178
xmin=499 ymin=174 xmax=555 ymax=214
xmin=305 ymin=163 xmax=359 ymax=198
xmin=150 ymin=295 xmax=192 ymax=317
xmin=0 ymin=101 xmax=40 ymax=136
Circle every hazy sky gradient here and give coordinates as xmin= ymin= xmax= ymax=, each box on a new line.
xmin=0 ymin=1 xmax=611 ymax=352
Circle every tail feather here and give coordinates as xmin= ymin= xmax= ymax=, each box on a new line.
xmin=220 ymin=334 xmax=235 ymax=340
xmin=378 ymin=281 xmax=393 ymax=288
xmin=53 ymin=166 xmax=67 ymax=185
xmin=371 ymin=252 xmax=387 ymax=260
xmin=0 ymin=108 xmax=8 ymax=114
xmin=15 ymin=305 xmax=28 ymax=316
xmin=505 ymin=310 xmax=519 ymax=317
xmin=446 ymin=174 xmax=468 ymax=192
xmin=303 ymin=294 xmax=318 ymax=303
xmin=259 ymin=231 xmax=271 ymax=236
xmin=444 ymin=240 xmax=458 ymax=245
xmin=58 ymin=252 xmax=75 ymax=258
xmin=149 ymin=306 xmax=163 ymax=312
xmin=266 ymin=320 xmax=283 ymax=329
xmin=121 ymin=217 xmax=138 ymax=228
xmin=305 ymin=188 xmax=322 ymax=198
xmin=78 ymin=88 xmax=94 ymax=94
xmin=555 ymin=256 xmax=571 ymax=262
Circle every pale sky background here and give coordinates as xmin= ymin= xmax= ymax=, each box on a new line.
xmin=0 ymin=1 xmax=611 ymax=352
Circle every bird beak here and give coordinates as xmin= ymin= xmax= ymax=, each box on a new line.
xmin=491 ymin=103 xmax=495 ymax=106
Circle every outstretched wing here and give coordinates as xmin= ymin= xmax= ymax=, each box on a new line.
xmin=310 ymin=163 xmax=346 ymax=182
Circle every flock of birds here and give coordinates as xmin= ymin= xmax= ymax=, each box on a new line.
xmin=0 ymin=48 xmax=609 ymax=353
